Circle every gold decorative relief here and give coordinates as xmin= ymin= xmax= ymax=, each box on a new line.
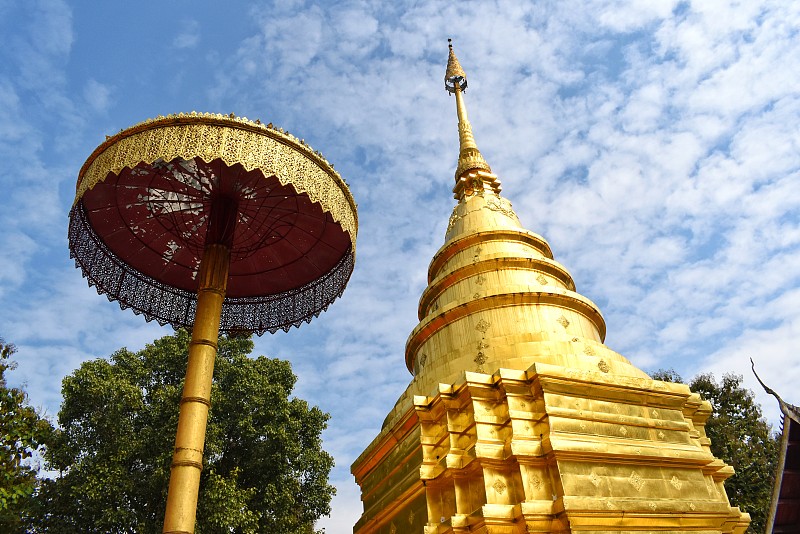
xmin=584 ymin=345 xmax=597 ymax=356
xmin=556 ymin=315 xmax=570 ymax=328
xmin=466 ymin=176 xmax=485 ymax=197
xmin=493 ymin=479 xmax=507 ymax=495
xmin=529 ymin=475 xmax=542 ymax=490
xmin=619 ymin=426 xmax=628 ymax=436
xmin=472 ymin=246 xmax=482 ymax=263
xmin=670 ymin=476 xmax=682 ymax=490
xmin=628 ymin=471 xmax=645 ymax=492
xmin=589 ymin=473 xmax=601 ymax=487
xmin=597 ymin=359 xmax=610 ymax=372
xmin=475 ymin=318 xmax=490 ymax=333
xmin=536 ymin=273 xmax=548 ymax=285
xmin=408 ymin=510 xmax=415 ymax=524
xmin=484 ymin=195 xmax=519 ymax=220
xmin=446 ymin=208 xmax=460 ymax=233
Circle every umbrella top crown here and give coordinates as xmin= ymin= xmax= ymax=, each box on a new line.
xmin=75 ymin=111 xmax=357 ymax=239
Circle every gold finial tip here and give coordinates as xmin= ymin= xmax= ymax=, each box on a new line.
xmin=445 ymin=40 xmax=467 ymax=94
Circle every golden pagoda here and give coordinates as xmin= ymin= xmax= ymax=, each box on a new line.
xmin=351 ymin=43 xmax=750 ymax=534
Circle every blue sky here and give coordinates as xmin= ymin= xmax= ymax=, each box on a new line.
xmin=1 ymin=0 xmax=799 ymax=531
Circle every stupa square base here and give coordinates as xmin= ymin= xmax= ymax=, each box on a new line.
xmin=353 ymin=362 xmax=750 ymax=534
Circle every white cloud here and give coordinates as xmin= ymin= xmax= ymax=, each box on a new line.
xmin=173 ymin=19 xmax=200 ymax=49
xmin=83 ymin=79 xmax=112 ymax=113
xmin=0 ymin=231 xmax=38 ymax=296
xmin=595 ymin=0 xmax=679 ymax=33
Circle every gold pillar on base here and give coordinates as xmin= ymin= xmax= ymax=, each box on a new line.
xmin=163 ymin=242 xmax=230 ymax=534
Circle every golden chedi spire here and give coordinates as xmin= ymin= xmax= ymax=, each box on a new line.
xmin=404 ymin=40 xmax=647 ymax=397
xmin=351 ymin=43 xmax=750 ymax=534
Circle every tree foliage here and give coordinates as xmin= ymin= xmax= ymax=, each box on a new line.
xmin=0 ymin=338 xmax=53 ymax=532
xmin=651 ymin=369 xmax=778 ymax=534
xmin=30 ymin=330 xmax=335 ymax=533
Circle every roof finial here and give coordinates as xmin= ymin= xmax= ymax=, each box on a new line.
xmin=752 ymin=358 xmax=800 ymax=423
xmin=445 ymin=41 xmax=493 ymax=188
xmin=445 ymin=39 xmax=467 ymax=94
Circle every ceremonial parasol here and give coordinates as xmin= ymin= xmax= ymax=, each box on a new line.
xmin=68 ymin=112 xmax=357 ymax=533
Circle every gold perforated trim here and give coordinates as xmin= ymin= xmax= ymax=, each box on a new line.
xmin=75 ymin=112 xmax=357 ymax=250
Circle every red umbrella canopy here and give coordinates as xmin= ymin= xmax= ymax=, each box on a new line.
xmin=69 ymin=113 xmax=358 ymax=335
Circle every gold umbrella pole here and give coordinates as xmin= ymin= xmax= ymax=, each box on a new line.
xmin=163 ymin=198 xmax=236 ymax=534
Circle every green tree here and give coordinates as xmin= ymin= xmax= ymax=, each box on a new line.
xmin=30 ymin=330 xmax=334 ymax=533
xmin=650 ymin=369 xmax=778 ymax=534
xmin=0 ymin=338 xmax=53 ymax=532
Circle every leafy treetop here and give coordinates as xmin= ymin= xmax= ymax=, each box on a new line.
xmin=0 ymin=338 xmax=53 ymax=532
xmin=651 ymin=369 xmax=778 ymax=534
xmin=29 ymin=330 xmax=334 ymax=534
